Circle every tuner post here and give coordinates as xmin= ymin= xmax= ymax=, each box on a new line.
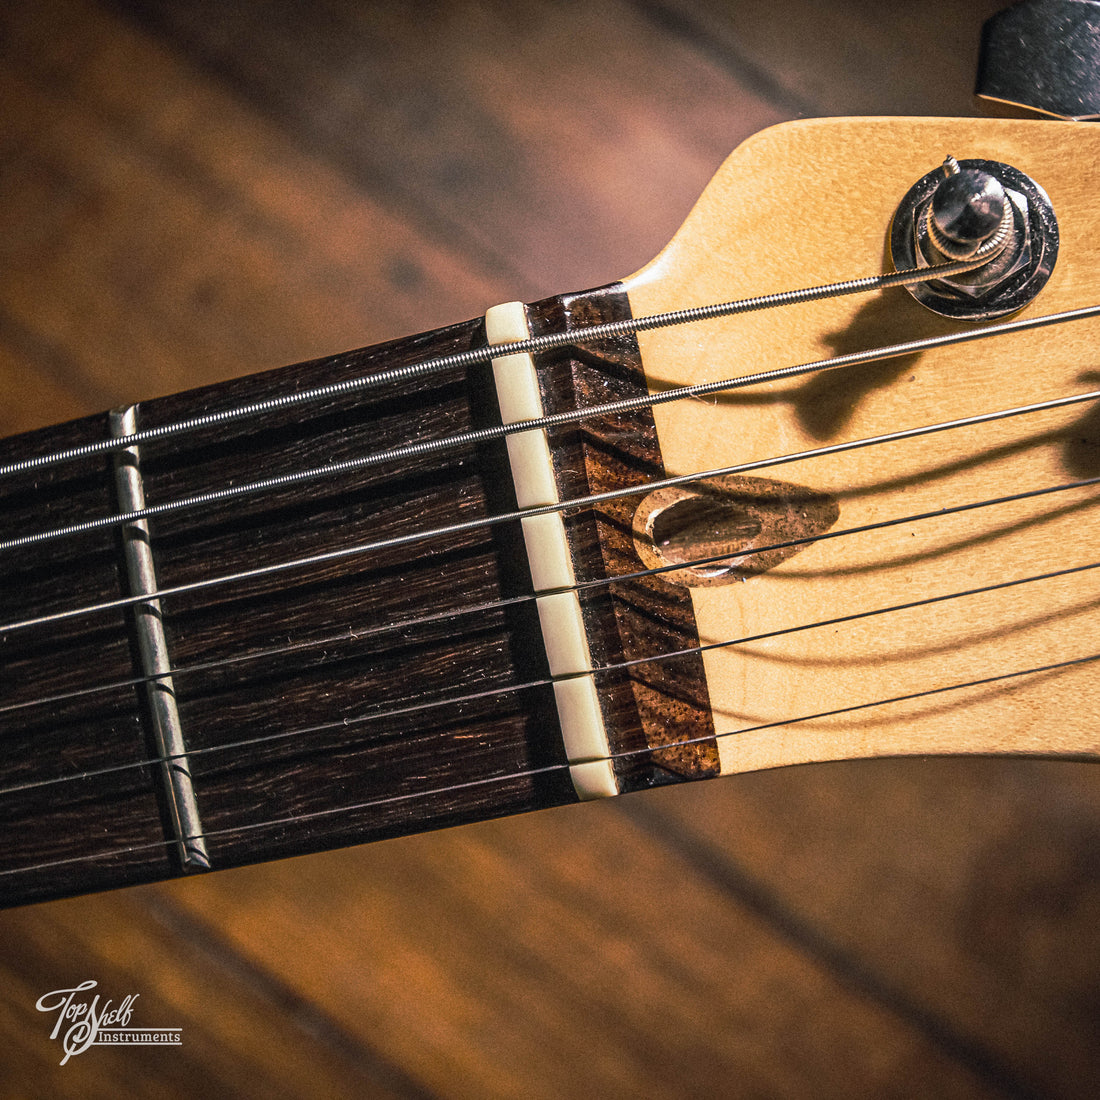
xmin=890 ymin=155 xmax=1059 ymax=321
xmin=926 ymin=157 xmax=1008 ymax=259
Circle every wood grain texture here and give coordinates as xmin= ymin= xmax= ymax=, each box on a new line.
xmin=627 ymin=116 xmax=1100 ymax=775
xmin=0 ymin=890 xmax=423 ymax=1099
xmin=3 ymin=0 xmax=1100 ymax=1096
xmin=0 ymin=320 xmax=583 ymax=907
xmin=528 ymin=285 xmax=721 ymax=790
xmin=160 ymin=804 xmax=1006 ymax=1100
xmin=645 ymin=756 xmax=1100 ymax=1098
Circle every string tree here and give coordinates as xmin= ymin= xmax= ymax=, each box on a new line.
xmin=889 ymin=155 xmax=1059 ymax=321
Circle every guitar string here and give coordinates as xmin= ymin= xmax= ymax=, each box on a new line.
xmin=4 ymin=264 xmax=1095 ymax=875
xmin=4 ymin=385 xmax=1095 ymax=712
xmin=3 ymin=541 xmax=1099 ymax=799
xmin=3 ymin=647 xmax=1097 ymax=883
xmin=0 ymin=594 xmax=535 ymax=715
xmin=0 ymin=253 xmax=1007 ymax=482
xmin=2 ymin=434 xmax=1098 ymax=725
xmin=3 ymin=302 xmax=1097 ymax=557
xmin=2 ymin=336 xmax=1098 ymax=842
xmin=3 ymin=377 xmax=1099 ymax=639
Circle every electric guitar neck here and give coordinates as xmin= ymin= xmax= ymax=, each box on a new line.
xmin=1 ymin=115 xmax=1098 ymax=908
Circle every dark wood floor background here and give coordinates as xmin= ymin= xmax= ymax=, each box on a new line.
xmin=3 ymin=1 xmax=1099 ymax=1096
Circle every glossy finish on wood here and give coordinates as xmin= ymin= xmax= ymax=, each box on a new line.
xmin=4 ymin=1 xmax=1100 ymax=1097
xmin=627 ymin=116 xmax=1100 ymax=775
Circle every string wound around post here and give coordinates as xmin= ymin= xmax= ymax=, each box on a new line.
xmin=889 ymin=156 xmax=1059 ymax=321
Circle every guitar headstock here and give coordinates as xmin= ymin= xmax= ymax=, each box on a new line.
xmin=623 ymin=117 xmax=1100 ymax=773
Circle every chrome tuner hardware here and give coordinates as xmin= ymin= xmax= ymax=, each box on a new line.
xmin=890 ymin=156 xmax=1059 ymax=321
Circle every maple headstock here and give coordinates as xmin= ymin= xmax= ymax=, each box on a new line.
xmin=623 ymin=117 xmax=1100 ymax=773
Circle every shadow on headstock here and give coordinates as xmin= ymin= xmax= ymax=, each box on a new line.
xmin=623 ymin=115 xmax=1100 ymax=773
xmin=799 ymin=292 xmax=952 ymax=440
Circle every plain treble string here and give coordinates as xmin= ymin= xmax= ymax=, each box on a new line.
xmin=2 ymin=384 xmax=1099 ymax=639
xmin=0 ymin=252 xmax=1011 ymax=483
xmin=4 ymin=554 xmax=1099 ymax=800
xmin=4 ymin=647 xmax=1099 ymax=883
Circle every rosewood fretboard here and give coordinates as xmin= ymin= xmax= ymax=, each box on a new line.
xmin=0 ymin=285 xmax=713 ymax=908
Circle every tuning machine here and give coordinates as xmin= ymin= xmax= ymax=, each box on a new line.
xmin=889 ymin=156 xmax=1059 ymax=321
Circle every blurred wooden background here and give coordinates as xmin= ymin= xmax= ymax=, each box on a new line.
xmin=2 ymin=0 xmax=1100 ymax=1096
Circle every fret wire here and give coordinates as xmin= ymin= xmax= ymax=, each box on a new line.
xmin=3 ymin=305 xmax=1098 ymax=557
xmin=0 ymin=378 xmax=1083 ymax=718
xmin=4 ymin=555 xmax=1098 ymax=799
xmin=0 ymin=594 xmax=534 ymax=716
xmin=3 ymin=385 xmax=1099 ymax=639
xmin=0 ymin=253 xmax=1007 ymax=482
xmin=4 ymin=647 xmax=1098 ymax=885
xmin=5 ymin=422 xmax=1098 ymax=720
